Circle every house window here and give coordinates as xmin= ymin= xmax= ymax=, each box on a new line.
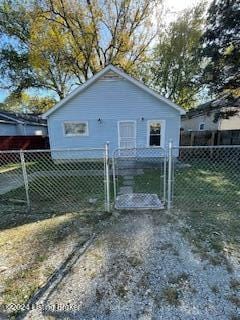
xmin=148 ymin=120 xmax=164 ymax=147
xmin=199 ymin=123 xmax=205 ymax=131
xmin=63 ymin=122 xmax=88 ymax=136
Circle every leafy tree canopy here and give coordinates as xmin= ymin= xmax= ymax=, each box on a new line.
xmin=201 ymin=0 xmax=240 ymax=97
xmin=0 ymin=0 xmax=160 ymax=104
xmin=147 ymin=3 xmax=205 ymax=109
xmin=2 ymin=92 xmax=56 ymax=114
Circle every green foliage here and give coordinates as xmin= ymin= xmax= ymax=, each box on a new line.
xmin=148 ymin=3 xmax=205 ymax=109
xmin=3 ymin=92 xmax=56 ymax=114
xmin=0 ymin=0 xmax=74 ymax=100
xmin=0 ymin=0 xmax=239 ymax=114
xmin=0 ymin=0 xmax=160 ymax=103
xmin=201 ymin=0 xmax=240 ymax=97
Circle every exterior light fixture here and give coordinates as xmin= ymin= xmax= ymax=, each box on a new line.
xmin=98 ymin=118 xmax=102 ymax=123
xmin=141 ymin=117 xmax=144 ymax=121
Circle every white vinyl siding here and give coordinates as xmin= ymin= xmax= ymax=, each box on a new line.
xmin=47 ymin=76 xmax=180 ymax=155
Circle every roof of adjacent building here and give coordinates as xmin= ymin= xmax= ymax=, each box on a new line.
xmin=43 ymin=64 xmax=186 ymax=118
xmin=0 ymin=110 xmax=47 ymax=126
xmin=183 ymin=95 xmax=240 ymax=119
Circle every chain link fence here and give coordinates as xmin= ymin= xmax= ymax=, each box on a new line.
xmin=112 ymin=144 xmax=240 ymax=213
xmin=1 ymin=144 xmax=240 ymax=215
xmin=113 ymin=147 xmax=166 ymax=209
xmin=0 ymin=147 xmax=110 ymax=215
xmin=169 ymin=145 xmax=240 ymax=214
xmin=0 ymin=151 xmax=25 ymax=214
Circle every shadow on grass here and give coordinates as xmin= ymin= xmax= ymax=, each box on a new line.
xmin=0 ymin=173 xmax=106 ymax=231
xmin=1 ymin=210 xmax=111 ymax=318
xmin=172 ymin=160 xmax=240 ymax=256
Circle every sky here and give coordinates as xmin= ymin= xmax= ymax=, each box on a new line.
xmin=0 ymin=91 xmax=8 ymax=103
xmin=166 ymin=0 xmax=201 ymax=11
xmin=163 ymin=0 xmax=210 ymax=23
xmin=0 ymin=0 xmax=210 ymax=103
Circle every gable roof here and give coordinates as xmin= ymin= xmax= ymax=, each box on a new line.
xmin=42 ymin=65 xmax=186 ymax=118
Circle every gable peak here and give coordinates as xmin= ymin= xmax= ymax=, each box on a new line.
xmin=100 ymin=70 xmax=123 ymax=81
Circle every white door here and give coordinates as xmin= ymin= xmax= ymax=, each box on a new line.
xmin=118 ymin=121 xmax=136 ymax=149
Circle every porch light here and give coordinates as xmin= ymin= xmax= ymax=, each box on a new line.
xmin=98 ymin=118 xmax=102 ymax=123
xmin=141 ymin=117 xmax=144 ymax=121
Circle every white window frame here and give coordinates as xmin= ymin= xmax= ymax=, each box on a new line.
xmin=199 ymin=122 xmax=205 ymax=131
xmin=63 ymin=121 xmax=89 ymax=137
xmin=147 ymin=120 xmax=166 ymax=148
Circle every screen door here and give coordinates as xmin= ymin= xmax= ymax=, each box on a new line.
xmin=118 ymin=121 xmax=136 ymax=149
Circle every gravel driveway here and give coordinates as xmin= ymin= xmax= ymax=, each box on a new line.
xmin=24 ymin=211 xmax=240 ymax=320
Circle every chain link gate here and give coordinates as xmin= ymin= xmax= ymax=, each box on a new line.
xmin=112 ymin=147 xmax=166 ymax=209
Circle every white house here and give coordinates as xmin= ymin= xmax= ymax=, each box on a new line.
xmin=43 ymin=65 xmax=185 ymax=157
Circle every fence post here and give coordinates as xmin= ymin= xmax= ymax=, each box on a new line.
xmin=20 ymin=150 xmax=31 ymax=212
xmin=112 ymin=155 xmax=117 ymax=202
xmin=167 ymin=140 xmax=173 ymax=210
xmin=190 ymin=131 xmax=195 ymax=146
xmin=104 ymin=142 xmax=110 ymax=212
xmin=163 ymin=152 xmax=167 ymax=204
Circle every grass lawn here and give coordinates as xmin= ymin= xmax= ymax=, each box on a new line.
xmin=134 ymin=168 xmax=164 ymax=196
xmin=0 ymin=158 xmax=107 ymax=215
xmin=0 ymin=153 xmax=104 ymax=172
xmin=134 ymin=160 xmax=240 ymax=262
xmin=173 ymin=160 xmax=240 ymax=261
xmin=0 ymin=173 xmax=107 ymax=232
xmin=29 ymin=174 xmax=105 ymax=212
xmin=0 ymin=210 xmax=110 ymax=316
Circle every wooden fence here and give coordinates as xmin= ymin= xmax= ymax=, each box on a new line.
xmin=0 ymin=136 xmax=49 ymax=150
xmin=180 ymin=130 xmax=240 ymax=146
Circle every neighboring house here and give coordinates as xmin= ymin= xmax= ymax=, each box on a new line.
xmin=0 ymin=111 xmax=48 ymax=136
xmin=43 ymin=65 xmax=185 ymax=157
xmin=181 ymin=97 xmax=240 ymax=132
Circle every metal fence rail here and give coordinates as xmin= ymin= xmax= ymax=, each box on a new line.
xmin=0 ymin=146 xmax=110 ymax=214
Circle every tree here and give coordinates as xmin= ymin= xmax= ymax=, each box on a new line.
xmin=148 ymin=3 xmax=205 ymax=109
xmin=200 ymin=0 xmax=240 ymax=96
xmin=0 ymin=0 xmax=75 ymax=100
xmin=0 ymin=0 xmax=161 ymax=103
xmin=2 ymin=92 xmax=56 ymax=114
